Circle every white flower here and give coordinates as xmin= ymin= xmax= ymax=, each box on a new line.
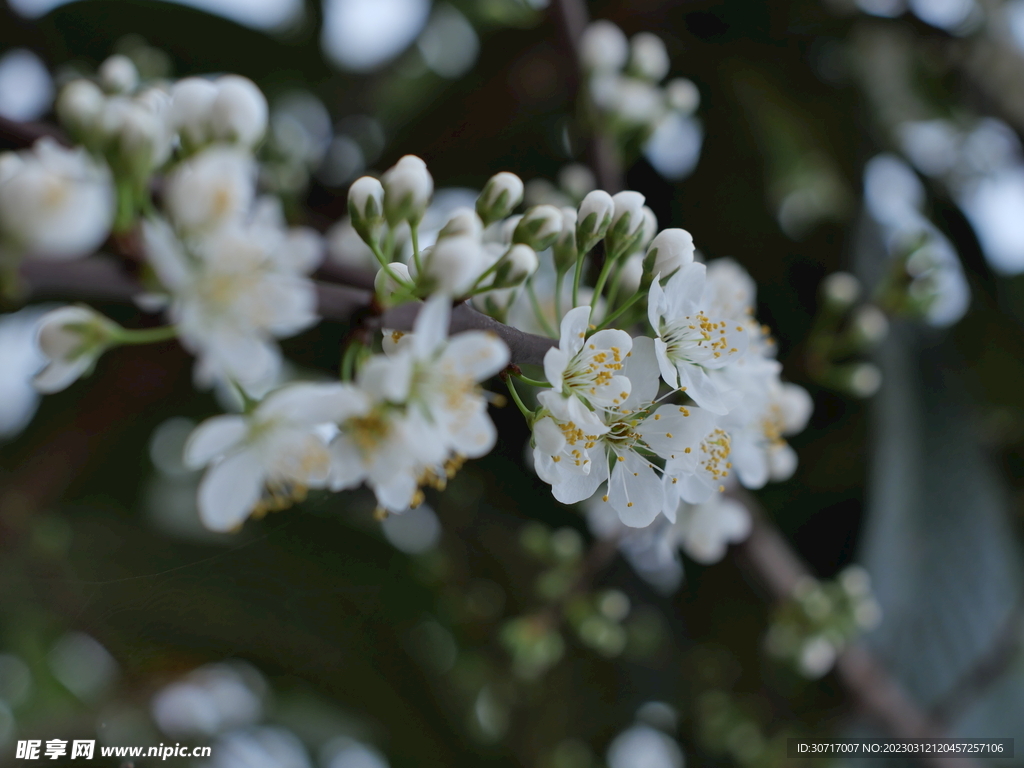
xmin=100 ymin=93 xmax=174 ymax=174
xmin=673 ymin=493 xmax=751 ymax=563
xmin=647 ymin=261 xmax=750 ymax=414
xmin=666 ymin=78 xmax=700 ymax=114
xmin=647 ymin=228 xmax=693 ymax=277
xmin=99 ymin=54 xmax=139 ymax=94
xmin=580 ymin=20 xmax=629 ymax=72
xmin=477 ymin=171 xmax=523 ymax=224
xmin=163 ymin=146 xmax=256 ymax=233
xmin=56 ymin=79 xmax=105 ymax=135
xmin=536 ymin=337 xmax=719 ymax=527
xmin=0 ymin=139 xmax=114 ymax=259
xmin=607 ymin=725 xmax=683 ymax=768
xmin=330 ymin=296 xmax=509 ymax=513
xmin=33 ymin=306 xmax=118 ymax=393
xmin=629 ymin=33 xmax=670 ymax=82
xmin=383 ymin=155 xmax=433 ymax=225
xmin=422 ymin=235 xmax=484 ymax=296
xmin=543 ymin=305 xmax=633 ymax=421
xmin=142 ymin=216 xmax=318 ymax=390
xmin=210 ymin=75 xmax=268 ymax=148
xmin=184 ymin=382 xmax=355 ymax=531
xmin=726 ymin=382 xmax=813 ymax=489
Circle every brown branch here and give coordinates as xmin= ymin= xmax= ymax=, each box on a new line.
xmin=0 ymin=115 xmax=67 ymax=149
xmin=732 ymin=490 xmax=982 ymax=768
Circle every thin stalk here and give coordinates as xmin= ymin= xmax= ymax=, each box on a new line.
xmin=505 ymin=377 xmax=533 ymax=422
xmin=572 ymin=250 xmax=586 ymax=308
xmin=596 ymin=288 xmax=644 ymax=330
xmin=527 ymin=279 xmax=558 ymax=338
xmin=514 ymin=373 xmax=552 ymax=388
xmin=116 ymin=325 xmax=178 ymax=345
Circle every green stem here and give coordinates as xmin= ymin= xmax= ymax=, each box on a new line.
xmin=596 ymin=289 xmax=644 ymax=330
xmin=514 ymin=373 xmax=552 ymax=388
xmin=369 ymin=241 xmax=414 ymax=293
xmin=572 ymin=250 xmax=586 ymax=309
xmin=554 ymin=270 xmax=565 ymax=322
xmin=589 ymin=254 xmax=617 ymax=315
xmin=410 ymin=223 xmax=423 ymax=275
xmin=340 ymin=340 xmax=362 ymax=381
xmin=505 ymin=377 xmax=533 ymax=422
xmin=527 ymin=279 xmax=558 ymax=338
xmin=115 ymin=325 xmax=178 ymax=345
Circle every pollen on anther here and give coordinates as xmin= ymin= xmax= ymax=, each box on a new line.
xmin=617 ymin=456 xmax=625 ymax=462
xmin=602 ymin=495 xmax=609 ymax=502
xmin=665 ymin=432 xmax=673 ymax=438
xmin=719 ymin=485 xmax=725 ymax=492
xmin=654 ymin=414 xmax=661 ymax=420
xmin=627 ymin=502 xmax=634 ymax=507
xmin=684 ymin=447 xmax=691 ymax=453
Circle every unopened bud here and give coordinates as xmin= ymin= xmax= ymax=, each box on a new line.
xmin=618 ymin=253 xmax=645 ymax=296
xmin=666 ymin=78 xmax=700 ymax=114
xmin=553 ymin=206 xmax=578 ymax=274
xmin=847 ymin=362 xmax=882 ymax=398
xmin=34 ymin=306 xmax=119 ymax=393
xmin=438 ymin=207 xmax=484 ymax=241
xmin=513 ymin=204 xmax=562 ymax=251
xmin=99 ymin=54 xmax=139 ymax=94
xmin=170 ymin=77 xmax=219 ymax=148
xmin=580 ymin=20 xmax=629 ymax=72
xmin=375 ymin=261 xmax=412 ymax=296
xmin=822 ymin=272 xmax=861 ymax=309
xmin=210 ymin=75 xmax=268 ymax=148
xmin=557 ymin=164 xmax=596 ymax=201
xmin=638 ymin=206 xmax=657 ymax=248
xmin=422 ymin=235 xmax=483 ymax=296
xmin=605 ymin=190 xmax=646 ymax=256
xmin=477 ymin=171 xmax=524 ymax=225
xmin=492 ymin=243 xmax=538 ymax=288
xmin=851 ymin=305 xmax=889 ymax=346
xmin=56 ymin=79 xmax=105 ymax=137
xmin=347 ymin=176 xmax=385 ymax=243
xmin=576 ymin=189 xmax=615 ymax=253
xmin=646 ymin=228 xmax=694 ymax=278
xmin=629 ymin=32 xmax=670 ymax=82
xmin=383 ymin=155 xmax=433 ymax=225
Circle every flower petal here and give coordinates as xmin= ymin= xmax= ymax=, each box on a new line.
xmin=621 ymin=336 xmax=662 ymax=410
xmin=608 ymin=452 xmax=664 ymax=527
xmin=411 ymin=294 xmax=450 ymax=359
xmin=197 ymin=449 xmax=265 ymax=532
xmin=543 ymin=346 xmax=569 ymax=392
xmin=444 ymin=332 xmax=509 ymax=381
xmin=559 ymin=305 xmax=591 ymax=358
xmin=184 ymin=414 xmax=248 ymax=468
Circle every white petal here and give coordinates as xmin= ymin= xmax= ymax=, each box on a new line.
xmin=730 ymin=434 xmax=769 ymax=489
xmin=608 ymin=452 xmax=663 ymax=527
xmin=372 ymin=472 xmax=418 ymax=514
xmin=653 ymin=338 xmax=679 ymax=389
xmin=534 ymin=416 xmax=567 ymax=455
xmin=329 ymin=435 xmax=368 ymax=490
xmin=32 ymin=357 xmax=91 ymax=394
xmin=678 ymin=364 xmax=729 ymax=415
xmin=444 ymin=332 xmax=509 ymax=380
xmin=447 ymin=407 xmax=497 ymax=458
xmin=768 ymin=442 xmax=798 ymax=481
xmin=543 ymin=346 xmax=569 ymax=392
xmin=559 ymin=305 xmax=591 ymax=358
xmin=586 ymin=328 xmax=632 ymax=353
xmin=647 ymin=276 xmax=665 ymax=333
xmin=663 ymin=261 xmax=705 ymax=319
xmin=358 ymin=353 xmax=412 ymax=403
xmin=780 ymin=383 xmax=814 ymax=435
xmin=411 ymin=294 xmax=450 ymax=359
xmin=621 ymin=336 xmax=661 ymax=409
xmin=197 ymin=450 xmax=265 ymax=532
xmin=551 ymin=456 xmax=609 ymax=504
xmin=259 ymin=382 xmax=368 ymax=424
xmin=184 ymin=415 xmax=248 ymax=468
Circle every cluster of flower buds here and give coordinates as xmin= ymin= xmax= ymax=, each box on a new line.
xmin=579 ymin=20 xmax=700 ymax=151
xmin=764 ymin=567 xmax=882 ymax=678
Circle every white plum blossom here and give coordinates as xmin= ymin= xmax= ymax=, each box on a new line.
xmin=330 ymin=295 xmax=509 ymax=514
xmin=169 ymin=75 xmax=268 ymax=150
xmin=184 ymin=383 xmax=357 ymax=531
xmin=0 ymin=138 xmax=115 ymax=259
xmin=726 ymin=381 xmax=813 ymax=488
xmin=142 ymin=214 xmax=318 ymax=390
xmin=629 ymin=33 xmax=671 ymax=82
xmin=33 ymin=306 xmax=119 ymax=393
xmin=672 ymin=492 xmax=751 ymax=563
xmin=580 ymin=21 xmax=629 ymax=72
xmin=163 ymin=146 xmax=256 ymax=234
xmin=543 ymin=305 xmax=633 ymax=422
xmin=648 ymin=261 xmax=750 ymax=414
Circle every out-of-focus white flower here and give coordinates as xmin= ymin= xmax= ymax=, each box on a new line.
xmin=204 ymin=726 xmax=312 ymax=768
xmin=142 ymin=216 xmax=318 ymax=389
xmin=0 ymin=138 xmax=114 ymax=259
xmin=665 ymin=78 xmax=700 ymax=114
xmin=726 ymin=382 xmax=813 ymax=489
xmin=152 ymin=663 xmax=264 ymax=738
xmin=577 ymin=189 xmax=615 ymax=252
xmin=580 ymin=20 xmax=629 ymax=72
xmin=630 ymin=32 xmax=670 ymax=82
xmin=326 ymin=217 xmax=377 ymax=271
xmin=170 ymin=77 xmax=220 ymax=148
xmin=638 ymin=206 xmax=658 ymax=249
xmin=438 ymin=207 xmax=484 ymax=241
xmin=100 ymin=91 xmax=174 ymax=175
xmin=98 ymin=54 xmax=139 ymax=94
xmin=798 ymin=635 xmax=837 ymax=679
xmin=513 ymin=204 xmax=563 ymax=251
xmin=477 ymin=171 xmax=524 ymax=225
xmin=56 ymin=79 xmax=105 ymax=136
xmin=210 ymin=75 xmax=268 ymax=148
xmin=648 ymin=262 xmax=750 ymax=414
xmin=821 ymin=271 xmax=860 ymax=308
xmin=543 ymin=305 xmax=633 ymax=421
xmin=330 ymin=296 xmax=508 ymax=513
xmin=163 ymin=146 xmax=256 ymax=233
xmin=383 ymin=155 xmax=433 ymax=225
xmin=647 ymin=228 xmax=694 ymax=278
xmin=422 ymin=236 xmax=484 ymax=295
xmin=607 ymin=725 xmax=684 ymax=768
xmin=558 ymin=164 xmax=596 ymax=200
xmin=494 ymin=243 xmax=538 ymax=287
xmin=33 ymin=306 xmax=118 ymax=394
xmin=673 ymin=492 xmax=750 ymax=563
xmin=185 ymin=382 xmax=356 ymax=531
xmin=375 ymin=262 xmax=412 ymax=296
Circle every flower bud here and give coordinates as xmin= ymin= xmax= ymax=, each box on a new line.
xmin=375 ymin=261 xmax=412 ymax=296
xmin=513 ymin=204 xmax=562 ymax=251
xmin=383 ymin=155 xmax=433 ymax=225
xmin=492 ymin=243 xmax=538 ymax=288
xmin=845 ymin=362 xmax=882 ymax=398
xmin=477 ymin=171 xmax=524 ymax=225
xmin=99 ymin=54 xmax=139 ymax=94
xmin=170 ymin=77 xmax=219 ymax=148
xmin=422 ymin=235 xmax=484 ymax=296
xmin=638 ymin=206 xmax=658 ymax=248
xmin=553 ymin=206 xmax=578 ymax=274
xmin=210 ymin=75 xmax=268 ymax=148
xmin=576 ymin=189 xmax=614 ymax=253
xmin=347 ymin=175 xmax=385 ymax=243
xmin=618 ymin=253 xmax=645 ymax=295
xmin=438 ymin=207 xmax=484 ymax=241
xmin=646 ymin=228 xmax=694 ymax=278
xmin=56 ymin=79 xmax=105 ymax=137
xmin=557 ymin=164 xmax=596 ymax=201
xmin=629 ymin=32 xmax=670 ymax=82
xmin=851 ymin=305 xmax=889 ymax=346
xmin=821 ymin=272 xmax=860 ymax=309
xmin=497 ymin=214 xmax=523 ymax=246
xmin=34 ymin=306 xmax=119 ymax=393
xmin=580 ymin=20 xmax=629 ymax=72
xmin=666 ymin=78 xmax=700 ymax=114
xmin=605 ymin=190 xmax=646 ymax=256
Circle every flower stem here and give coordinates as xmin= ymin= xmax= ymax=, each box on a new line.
xmin=554 ymin=270 xmax=565 ymax=321
xmin=340 ymin=340 xmax=362 ymax=381
xmin=369 ymin=241 xmax=414 ymax=293
xmin=410 ymin=223 xmax=423 ymax=275
xmin=527 ymin=279 xmax=558 ymax=338
xmin=505 ymin=377 xmax=533 ymax=422
xmin=514 ymin=373 xmax=552 ymax=388
xmin=589 ymin=252 xmax=617 ymax=315
xmin=572 ymin=249 xmax=586 ymax=308
xmin=115 ymin=325 xmax=178 ymax=345
xmin=595 ymin=288 xmax=644 ymax=330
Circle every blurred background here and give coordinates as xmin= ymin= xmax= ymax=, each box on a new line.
xmin=2 ymin=0 xmax=1024 ymax=765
